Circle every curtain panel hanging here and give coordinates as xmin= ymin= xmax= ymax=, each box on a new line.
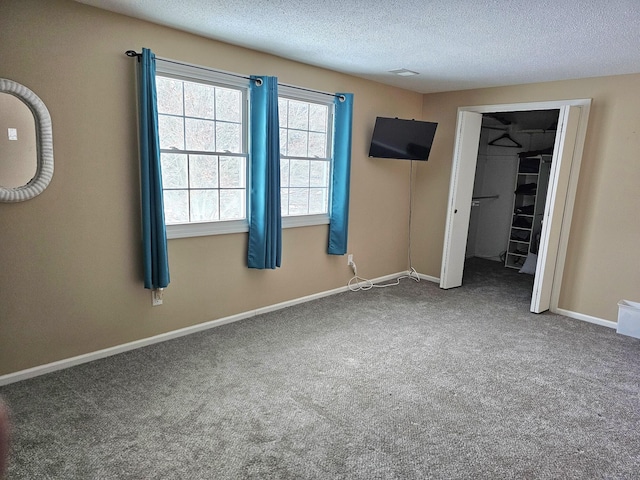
xmin=247 ymin=76 xmax=282 ymax=269
xmin=138 ymin=48 xmax=170 ymax=289
xmin=328 ymin=93 xmax=354 ymax=255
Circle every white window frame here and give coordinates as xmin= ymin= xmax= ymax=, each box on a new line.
xmin=155 ymin=60 xmax=250 ymax=239
xmin=278 ymin=85 xmax=334 ymax=229
xmin=155 ymin=60 xmax=334 ymax=239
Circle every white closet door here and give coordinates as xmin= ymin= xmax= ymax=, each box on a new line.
xmin=531 ymin=105 xmax=581 ymax=313
xmin=440 ymin=111 xmax=482 ymax=289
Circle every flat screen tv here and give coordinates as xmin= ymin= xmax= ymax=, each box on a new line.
xmin=368 ymin=117 xmax=438 ymax=161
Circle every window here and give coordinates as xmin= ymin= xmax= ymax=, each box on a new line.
xmin=279 ymin=89 xmax=333 ymax=221
xmin=155 ymin=61 xmax=335 ymax=238
xmin=155 ymin=61 xmax=248 ymax=237
xmin=157 ymin=76 xmax=246 ymax=224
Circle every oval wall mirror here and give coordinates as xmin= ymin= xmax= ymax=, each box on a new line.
xmin=0 ymin=79 xmax=53 ymax=202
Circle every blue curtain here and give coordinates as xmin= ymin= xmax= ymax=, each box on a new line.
xmin=248 ymin=76 xmax=282 ymax=269
xmin=138 ymin=48 xmax=170 ymax=288
xmin=328 ymin=93 xmax=354 ymax=255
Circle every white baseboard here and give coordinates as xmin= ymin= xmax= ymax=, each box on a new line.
xmin=554 ymin=308 xmax=617 ymax=329
xmin=2 ymin=276 xmax=617 ymax=386
xmin=0 ymin=271 xmax=409 ymax=386
xmin=416 ymin=272 xmax=440 ymax=283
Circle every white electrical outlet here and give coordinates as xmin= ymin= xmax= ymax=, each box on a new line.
xmin=152 ymin=289 xmax=163 ymax=306
xmin=347 ymin=254 xmax=354 ymax=266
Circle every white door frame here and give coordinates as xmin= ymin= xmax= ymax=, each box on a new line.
xmin=439 ymin=99 xmax=591 ymax=313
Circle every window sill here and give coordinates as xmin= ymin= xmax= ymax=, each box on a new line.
xmin=166 ymin=214 xmax=329 ymax=239
xmin=167 ymin=219 xmax=248 ymax=239
xmin=282 ymin=214 xmax=330 ymax=229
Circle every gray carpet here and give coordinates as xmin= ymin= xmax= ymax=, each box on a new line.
xmin=1 ymin=258 xmax=639 ymax=479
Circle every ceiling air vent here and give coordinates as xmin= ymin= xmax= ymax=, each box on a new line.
xmin=389 ymin=69 xmax=419 ymax=77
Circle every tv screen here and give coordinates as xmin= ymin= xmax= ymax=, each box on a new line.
xmin=368 ymin=117 xmax=438 ymax=161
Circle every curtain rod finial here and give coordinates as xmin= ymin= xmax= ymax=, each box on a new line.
xmin=125 ymin=50 xmax=140 ymax=57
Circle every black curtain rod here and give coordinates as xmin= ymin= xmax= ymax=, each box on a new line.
xmin=125 ymin=50 xmax=345 ymax=101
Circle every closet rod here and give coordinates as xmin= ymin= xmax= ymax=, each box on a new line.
xmin=472 ymin=195 xmax=499 ymax=200
xmin=477 ymin=154 xmax=518 ymax=157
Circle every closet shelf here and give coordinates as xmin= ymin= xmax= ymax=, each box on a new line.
xmin=505 ymin=154 xmax=552 ymax=270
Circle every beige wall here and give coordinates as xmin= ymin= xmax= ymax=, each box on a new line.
xmin=0 ymin=0 xmax=423 ymax=375
xmin=416 ymin=76 xmax=640 ymax=322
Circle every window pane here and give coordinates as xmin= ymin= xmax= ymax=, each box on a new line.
xmin=309 ymin=104 xmax=328 ymax=132
xmin=289 ymin=188 xmax=309 ymax=215
xmin=287 ymin=130 xmax=308 ymax=157
xmin=219 ymin=156 xmax=245 ymax=188
xmin=280 ymin=158 xmax=290 ymax=187
xmin=278 ymin=98 xmax=288 ymax=127
xmin=288 ymin=100 xmax=309 ymax=130
xmin=158 ymin=115 xmax=184 ymax=150
xmin=216 ymin=122 xmax=242 ymax=153
xmin=281 ymin=188 xmax=289 ymax=215
xmin=184 ymin=81 xmax=215 ymax=119
xmin=309 ymin=187 xmax=328 ymax=214
xmin=309 ymin=160 xmax=329 ymax=187
xmin=308 ymin=132 xmax=327 ymax=158
xmin=163 ymin=190 xmax=189 ymax=224
xmin=220 ymin=190 xmax=244 ymax=220
xmin=290 ymin=160 xmax=309 ymax=187
xmin=161 ymin=153 xmax=188 ymax=189
xmin=185 ymin=118 xmax=216 ymax=152
xmin=190 ymin=190 xmax=218 ymax=222
xmin=156 ymin=77 xmax=183 ymax=115
xmin=279 ymin=128 xmax=288 ymax=156
xmin=216 ymin=88 xmax=241 ymax=122
xmin=190 ymin=155 xmax=218 ymax=188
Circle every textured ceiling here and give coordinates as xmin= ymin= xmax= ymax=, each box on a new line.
xmin=76 ymin=0 xmax=640 ymax=93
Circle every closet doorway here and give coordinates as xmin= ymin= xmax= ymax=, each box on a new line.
xmin=440 ymin=100 xmax=591 ymax=314
xmin=468 ymin=110 xmax=558 ymax=270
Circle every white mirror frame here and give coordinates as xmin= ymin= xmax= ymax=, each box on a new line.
xmin=0 ymin=78 xmax=53 ymax=202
